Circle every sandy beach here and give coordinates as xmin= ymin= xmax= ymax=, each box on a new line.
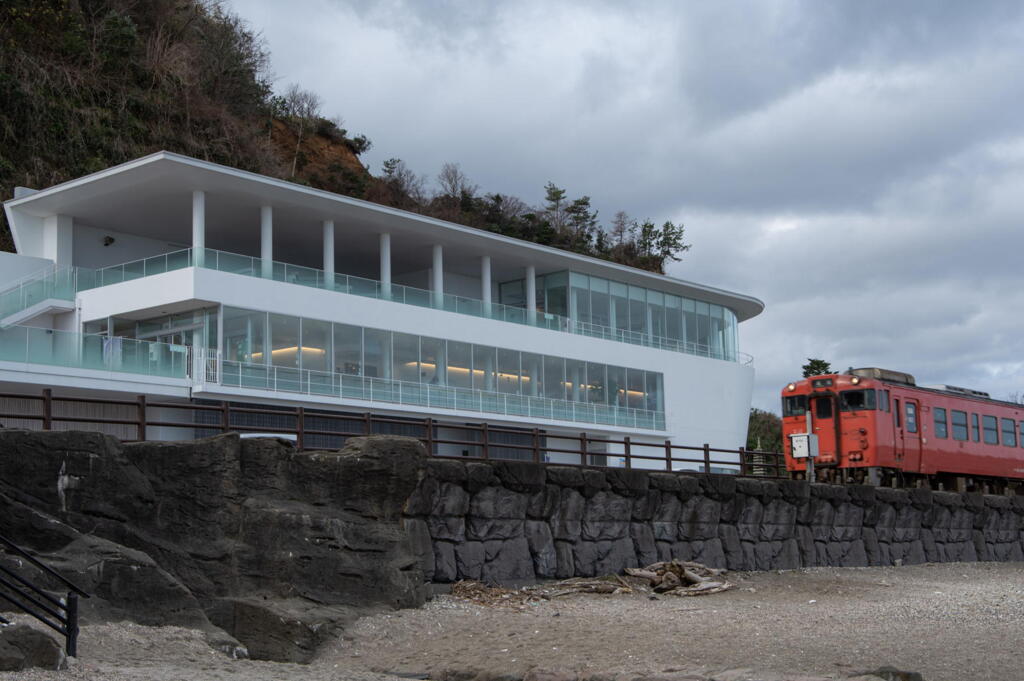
xmin=3 ymin=562 xmax=1022 ymax=681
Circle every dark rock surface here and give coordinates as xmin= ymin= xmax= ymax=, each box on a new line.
xmin=0 ymin=430 xmax=427 ymax=663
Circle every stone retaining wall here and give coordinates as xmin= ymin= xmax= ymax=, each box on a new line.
xmin=402 ymin=459 xmax=1024 ymax=582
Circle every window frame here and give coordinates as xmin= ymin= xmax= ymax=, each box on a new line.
xmin=951 ymin=410 xmax=968 ymax=442
xmin=933 ymin=407 xmax=948 ymax=439
xmin=982 ymin=415 xmax=999 ymax=445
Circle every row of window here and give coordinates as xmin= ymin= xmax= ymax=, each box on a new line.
xmin=500 ymin=271 xmax=739 ymax=354
xmin=933 ymin=407 xmax=1023 ymax=447
xmin=220 ymin=306 xmax=666 ymax=411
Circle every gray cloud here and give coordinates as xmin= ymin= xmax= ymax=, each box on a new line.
xmin=227 ymin=0 xmax=1024 ymax=415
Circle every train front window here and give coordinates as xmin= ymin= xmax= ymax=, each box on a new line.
xmin=983 ymin=415 xmax=998 ymax=445
xmin=782 ymin=395 xmax=807 ymax=417
xmin=839 ymin=389 xmax=877 ymax=412
xmin=1001 ymin=418 xmax=1017 ymax=447
xmin=815 ymin=398 xmax=833 ymax=419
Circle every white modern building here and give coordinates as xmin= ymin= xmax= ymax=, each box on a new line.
xmin=0 ymin=151 xmax=763 ymax=466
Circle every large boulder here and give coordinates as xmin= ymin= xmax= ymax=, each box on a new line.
xmin=0 ymin=624 xmax=66 ymax=671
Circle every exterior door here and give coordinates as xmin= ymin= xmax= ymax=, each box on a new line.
xmin=894 ymin=397 xmax=922 ymax=472
xmin=809 ymin=395 xmax=837 ymax=464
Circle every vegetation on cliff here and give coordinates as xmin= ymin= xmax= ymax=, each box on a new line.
xmin=0 ymin=0 xmax=687 ymax=273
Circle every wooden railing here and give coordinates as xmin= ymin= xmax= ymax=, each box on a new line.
xmin=0 ymin=389 xmax=787 ymax=477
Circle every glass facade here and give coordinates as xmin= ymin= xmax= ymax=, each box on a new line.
xmin=221 ymin=306 xmax=665 ymax=414
xmin=501 ymin=271 xmax=739 ymax=360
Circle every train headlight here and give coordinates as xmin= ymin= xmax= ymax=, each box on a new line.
xmin=851 ymin=376 xmax=861 ymax=385
xmin=787 ymin=383 xmax=796 ymax=391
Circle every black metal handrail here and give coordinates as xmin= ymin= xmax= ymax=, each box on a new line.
xmin=0 ymin=532 xmax=90 ymax=656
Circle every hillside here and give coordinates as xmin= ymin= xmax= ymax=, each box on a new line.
xmin=0 ymin=0 xmax=685 ymax=272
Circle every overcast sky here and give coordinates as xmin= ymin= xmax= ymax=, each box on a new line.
xmin=226 ymin=0 xmax=1024 ymax=413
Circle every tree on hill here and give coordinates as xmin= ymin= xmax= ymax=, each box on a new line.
xmin=802 ymin=358 xmax=833 ymax=377
xmin=747 ymin=408 xmax=783 ymax=452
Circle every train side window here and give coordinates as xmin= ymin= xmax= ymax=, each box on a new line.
xmin=782 ymin=395 xmax=807 ymax=417
xmin=882 ymin=390 xmax=890 ymax=413
xmin=1001 ymin=418 xmax=1017 ymax=447
xmin=905 ymin=403 xmax=917 ymax=433
xmin=982 ymin=415 xmax=999 ymax=445
xmin=894 ymin=399 xmax=901 ymax=428
xmin=971 ymin=414 xmax=980 ymax=442
xmin=839 ymin=389 xmax=876 ymax=411
xmin=951 ymin=410 xmax=968 ymax=441
xmin=1020 ymin=421 xmax=1024 ymax=449
xmin=933 ymin=407 xmax=948 ymax=439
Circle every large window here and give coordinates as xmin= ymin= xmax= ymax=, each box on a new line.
xmin=498 ymin=270 xmax=740 ymax=360
xmin=951 ymin=410 xmax=968 ymax=441
xmin=220 ymin=306 xmax=665 ymax=415
xmin=933 ymin=407 xmax=947 ymax=439
xmin=1001 ymin=418 xmax=1017 ymax=447
xmin=983 ymin=415 xmax=999 ymax=444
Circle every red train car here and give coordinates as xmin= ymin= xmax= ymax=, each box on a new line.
xmin=780 ymin=367 xmax=1024 ymax=491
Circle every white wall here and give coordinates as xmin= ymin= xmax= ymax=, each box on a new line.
xmin=73 ymin=223 xmax=187 ymax=269
xmin=0 ymin=251 xmax=55 ymax=288
xmin=77 ymin=267 xmax=755 ymax=448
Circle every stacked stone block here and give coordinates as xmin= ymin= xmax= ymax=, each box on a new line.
xmin=402 ymin=459 xmax=1024 ymax=582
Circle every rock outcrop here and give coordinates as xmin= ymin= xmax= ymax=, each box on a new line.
xmin=0 ymin=431 xmax=427 ymax=662
xmin=0 ymin=624 xmax=67 ymax=671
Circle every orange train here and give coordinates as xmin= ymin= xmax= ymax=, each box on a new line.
xmin=780 ymin=368 xmax=1024 ymax=491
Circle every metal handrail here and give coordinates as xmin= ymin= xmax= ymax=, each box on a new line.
xmin=0 ymin=532 xmax=89 ymax=656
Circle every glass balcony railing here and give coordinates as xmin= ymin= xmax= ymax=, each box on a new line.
xmin=0 ymin=325 xmax=189 ymax=378
xmin=214 ymin=358 xmax=666 ymax=431
xmin=0 ymin=247 xmax=751 ymax=363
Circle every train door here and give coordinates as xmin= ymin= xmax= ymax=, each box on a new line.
xmin=893 ymin=397 xmax=923 ymax=471
xmin=809 ymin=394 xmax=837 ymax=463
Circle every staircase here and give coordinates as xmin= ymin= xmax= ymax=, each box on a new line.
xmin=0 ymin=533 xmax=90 ymax=656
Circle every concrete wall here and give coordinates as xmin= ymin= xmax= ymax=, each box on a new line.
xmin=72 ymin=223 xmax=186 ymax=269
xmin=402 ymin=458 xmax=1024 ymax=583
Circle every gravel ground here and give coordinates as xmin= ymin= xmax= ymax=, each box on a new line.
xmin=2 ymin=562 xmax=1021 ymax=681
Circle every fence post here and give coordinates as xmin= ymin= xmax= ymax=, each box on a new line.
xmin=532 ymin=428 xmax=541 ymax=463
xmin=738 ymin=446 xmax=747 ymax=476
xmin=703 ymin=443 xmax=711 ymax=476
xmin=137 ymin=395 xmax=146 ymax=442
xmin=296 ymin=406 xmax=305 ymax=451
xmin=623 ymin=436 xmax=631 ymax=469
xmin=42 ymin=388 xmax=52 ymax=431
xmin=425 ymin=418 xmax=434 ymax=455
xmin=65 ymin=592 xmax=79 ymax=657
xmin=580 ymin=432 xmax=588 ymax=466
xmin=481 ymin=422 xmax=490 ymax=460
xmin=664 ymin=439 xmax=672 ymax=471
xmin=363 ymin=412 xmax=372 ymax=435
xmin=220 ymin=401 xmax=230 ymax=434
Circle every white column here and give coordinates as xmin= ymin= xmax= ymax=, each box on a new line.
xmin=380 ymin=233 xmax=391 ymax=299
xmin=260 ymin=205 xmax=273 ymax=279
xmin=192 ymin=191 xmax=205 ymax=267
xmin=525 ymin=265 xmax=537 ymax=325
xmin=431 ymin=244 xmax=444 ymax=308
xmin=216 ymin=303 xmax=224 ymax=380
xmin=322 ymin=220 xmax=335 ymax=289
xmin=481 ymin=255 xmax=492 ymax=317
xmin=42 ymin=215 xmax=73 ymax=267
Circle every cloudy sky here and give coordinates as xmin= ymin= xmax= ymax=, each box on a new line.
xmin=226 ymin=0 xmax=1024 ymax=413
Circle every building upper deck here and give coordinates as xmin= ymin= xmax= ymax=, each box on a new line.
xmin=3 ymin=151 xmax=764 ymax=318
